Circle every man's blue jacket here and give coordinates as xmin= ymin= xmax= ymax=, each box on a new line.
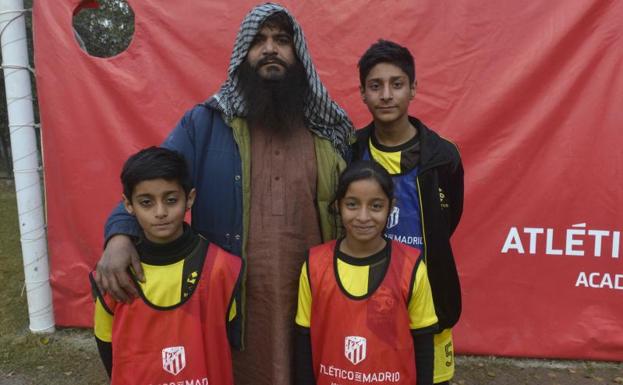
xmin=104 ymin=103 xmax=347 ymax=348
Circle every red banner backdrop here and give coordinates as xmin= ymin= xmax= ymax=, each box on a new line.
xmin=33 ymin=1 xmax=623 ymax=361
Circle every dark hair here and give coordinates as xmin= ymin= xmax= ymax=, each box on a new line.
xmin=120 ymin=146 xmax=191 ymax=199
xmin=261 ymin=11 xmax=294 ymax=37
xmin=334 ymin=160 xmax=394 ymax=205
xmin=358 ymin=39 xmax=415 ymax=86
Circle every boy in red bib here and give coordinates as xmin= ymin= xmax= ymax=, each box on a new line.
xmin=90 ymin=147 xmax=242 ymax=385
xmin=295 ymin=161 xmax=438 ymax=385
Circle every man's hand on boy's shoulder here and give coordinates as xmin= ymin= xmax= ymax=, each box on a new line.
xmin=95 ymin=234 xmax=144 ymax=303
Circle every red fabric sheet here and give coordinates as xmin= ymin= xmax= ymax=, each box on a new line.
xmin=33 ymin=0 xmax=623 ymax=360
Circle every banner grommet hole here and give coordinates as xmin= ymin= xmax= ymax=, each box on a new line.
xmin=72 ymin=0 xmax=135 ymax=58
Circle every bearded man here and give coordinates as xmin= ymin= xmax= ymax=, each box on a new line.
xmin=94 ymin=3 xmax=353 ymax=385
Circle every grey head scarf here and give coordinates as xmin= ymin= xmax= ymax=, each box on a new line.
xmin=208 ymin=2 xmax=354 ymax=157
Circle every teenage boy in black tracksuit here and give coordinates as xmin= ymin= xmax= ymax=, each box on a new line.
xmin=351 ymin=39 xmax=464 ymax=385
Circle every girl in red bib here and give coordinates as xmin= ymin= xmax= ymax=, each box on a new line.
xmin=295 ymin=160 xmax=439 ymax=385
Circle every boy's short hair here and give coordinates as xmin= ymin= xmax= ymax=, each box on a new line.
xmin=358 ymin=39 xmax=415 ymax=86
xmin=120 ymin=146 xmax=191 ymax=199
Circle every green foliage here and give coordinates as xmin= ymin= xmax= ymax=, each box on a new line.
xmin=0 ymin=0 xmax=135 ymax=179
xmin=72 ymin=0 xmax=135 ymax=58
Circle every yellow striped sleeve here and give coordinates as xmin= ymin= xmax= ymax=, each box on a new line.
xmin=93 ymin=298 xmax=113 ymax=342
xmin=408 ymin=261 xmax=438 ymax=330
xmin=295 ymin=262 xmax=312 ymax=327
xmin=228 ymin=299 xmax=237 ymax=322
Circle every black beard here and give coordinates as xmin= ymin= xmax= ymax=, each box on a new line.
xmin=237 ymin=59 xmax=309 ymax=134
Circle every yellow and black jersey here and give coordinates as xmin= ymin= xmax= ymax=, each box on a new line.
xmin=363 ymin=132 xmax=426 ymax=250
xmin=367 ymin=131 xmax=420 ymax=176
xmin=93 ymin=226 xmax=237 ymax=343
xmin=295 ymin=239 xmax=437 ymax=332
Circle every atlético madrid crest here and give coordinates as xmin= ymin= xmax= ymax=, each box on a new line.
xmin=386 ymin=206 xmax=400 ymax=230
xmin=162 ymin=346 xmax=186 ymax=375
xmin=344 ymin=336 xmax=367 ymax=365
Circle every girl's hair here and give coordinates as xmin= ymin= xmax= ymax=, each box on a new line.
xmin=334 ymin=160 xmax=394 ymax=204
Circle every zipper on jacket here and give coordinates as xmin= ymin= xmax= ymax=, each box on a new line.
xmin=416 ymin=176 xmax=428 ymax=264
xmin=224 ymin=233 xmax=232 ymax=251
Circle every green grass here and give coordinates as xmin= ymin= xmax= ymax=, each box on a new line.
xmin=0 ymin=181 xmax=108 ymax=384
